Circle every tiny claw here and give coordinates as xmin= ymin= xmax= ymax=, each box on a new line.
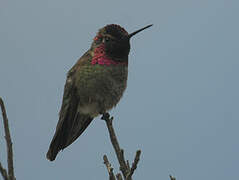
xmin=101 ymin=112 xmax=110 ymax=120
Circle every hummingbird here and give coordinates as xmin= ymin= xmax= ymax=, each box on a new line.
xmin=46 ymin=24 xmax=152 ymax=161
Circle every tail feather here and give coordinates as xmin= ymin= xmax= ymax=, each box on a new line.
xmin=46 ymin=114 xmax=93 ymax=161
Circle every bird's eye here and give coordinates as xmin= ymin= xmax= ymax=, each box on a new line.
xmin=104 ymin=36 xmax=110 ymax=42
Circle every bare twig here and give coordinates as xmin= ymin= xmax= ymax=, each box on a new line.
xmin=103 ymin=155 xmax=116 ymax=180
xmin=101 ymin=113 xmax=176 ymax=180
xmin=116 ymin=173 xmax=123 ymax=180
xmin=101 ymin=113 xmax=141 ymax=180
xmin=126 ymin=160 xmax=130 ymax=170
xmin=126 ymin=150 xmax=141 ymax=180
xmin=101 ymin=113 xmax=129 ymax=178
xmin=120 ymin=149 xmax=127 ymax=171
xmin=0 ymin=162 xmax=8 ymax=180
xmin=0 ymin=98 xmax=16 ymax=180
xmin=169 ymin=175 xmax=176 ymax=180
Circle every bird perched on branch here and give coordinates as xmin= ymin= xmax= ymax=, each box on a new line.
xmin=47 ymin=24 xmax=152 ymax=161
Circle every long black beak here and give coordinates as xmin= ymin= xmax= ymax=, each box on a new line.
xmin=128 ymin=24 xmax=153 ymax=38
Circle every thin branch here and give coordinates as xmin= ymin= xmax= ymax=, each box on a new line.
xmin=131 ymin=150 xmax=141 ymax=173
xmin=169 ymin=175 xmax=176 ymax=180
xmin=101 ymin=113 xmax=142 ymax=180
xmin=0 ymin=98 xmax=15 ymax=180
xmin=103 ymin=155 xmax=116 ymax=180
xmin=120 ymin=149 xmax=127 ymax=171
xmin=101 ymin=113 xmax=129 ymax=178
xmin=116 ymin=173 xmax=123 ymax=180
xmin=126 ymin=150 xmax=141 ymax=180
xmin=0 ymin=162 xmax=8 ymax=180
xmin=126 ymin=160 xmax=130 ymax=170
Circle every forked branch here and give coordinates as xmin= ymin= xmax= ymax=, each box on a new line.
xmin=101 ymin=113 xmax=141 ymax=180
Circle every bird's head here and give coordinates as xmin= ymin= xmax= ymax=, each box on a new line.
xmin=91 ymin=24 xmax=153 ymax=63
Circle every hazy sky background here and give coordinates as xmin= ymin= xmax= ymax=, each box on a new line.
xmin=0 ymin=0 xmax=238 ymax=179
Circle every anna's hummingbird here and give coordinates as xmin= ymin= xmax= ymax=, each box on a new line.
xmin=47 ymin=24 xmax=152 ymax=161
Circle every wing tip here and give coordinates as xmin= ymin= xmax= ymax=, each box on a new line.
xmin=46 ymin=147 xmax=58 ymax=161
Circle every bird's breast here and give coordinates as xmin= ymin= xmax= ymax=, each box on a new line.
xmin=75 ymin=64 xmax=128 ymax=114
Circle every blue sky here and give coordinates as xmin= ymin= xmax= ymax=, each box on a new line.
xmin=0 ymin=0 xmax=239 ymax=179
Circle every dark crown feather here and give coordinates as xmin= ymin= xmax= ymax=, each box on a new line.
xmin=104 ymin=24 xmax=128 ymax=39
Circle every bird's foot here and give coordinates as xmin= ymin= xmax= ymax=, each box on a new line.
xmin=101 ymin=112 xmax=114 ymax=124
xmin=101 ymin=112 xmax=110 ymax=120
